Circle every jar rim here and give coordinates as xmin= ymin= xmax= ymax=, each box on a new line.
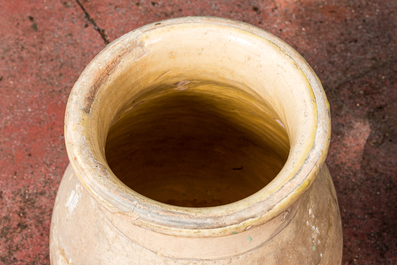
xmin=64 ymin=16 xmax=330 ymax=237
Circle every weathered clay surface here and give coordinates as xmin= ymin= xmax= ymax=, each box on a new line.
xmin=50 ymin=17 xmax=341 ymax=264
xmin=50 ymin=164 xmax=341 ymax=264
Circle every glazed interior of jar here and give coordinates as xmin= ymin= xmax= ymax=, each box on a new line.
xmin=105 ymin=81 xmax=290 ymax=207
xmin=85 ymin=21 xmax=317 ymax=209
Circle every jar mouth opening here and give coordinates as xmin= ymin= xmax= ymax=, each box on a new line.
xmin=65 ymin=17 xmax=330 ymax=235
xmin=105 ymin=80 xmax=291 ymax=208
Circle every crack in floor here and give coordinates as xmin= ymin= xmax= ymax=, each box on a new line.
xmin=75 ymin=0 xmax=110 ymax=45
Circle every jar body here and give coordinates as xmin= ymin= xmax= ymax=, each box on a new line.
xmin=51 ymin=17 xmax=343 ymax=264
xmin=50 ymin=163 xmax=342 ymax=264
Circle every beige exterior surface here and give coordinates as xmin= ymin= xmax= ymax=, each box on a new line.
xmin=50 ymin=17 xmax=342 ymax=264
xmin=51 ymin=164 xmax=342 ymax=264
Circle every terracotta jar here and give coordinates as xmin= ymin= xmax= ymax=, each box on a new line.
xmin=50 ymin=17 xmax=342 ymax=264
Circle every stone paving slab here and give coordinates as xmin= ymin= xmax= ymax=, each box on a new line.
xmin=0 ymin=0 xmax=396 ymax=264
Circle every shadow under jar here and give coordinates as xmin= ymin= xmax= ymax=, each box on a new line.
xmin=50 ymin=17 xmax=342 ymax=265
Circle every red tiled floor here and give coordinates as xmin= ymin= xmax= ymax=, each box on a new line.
xmin=0 ymin=0 xmax=396 ymax=264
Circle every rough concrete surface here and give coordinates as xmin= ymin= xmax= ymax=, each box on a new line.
xmin=0 ymin=0 xmax=396 ymax=264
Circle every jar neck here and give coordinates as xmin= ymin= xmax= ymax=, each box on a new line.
xmin=65 ymin=17 xmax=330 ymax=237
